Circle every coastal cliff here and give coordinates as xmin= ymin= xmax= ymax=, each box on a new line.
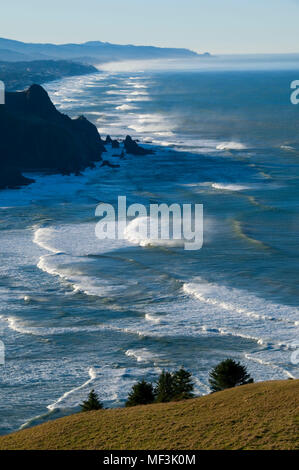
xmin=0 ymin=84 xmax=106 ymax=189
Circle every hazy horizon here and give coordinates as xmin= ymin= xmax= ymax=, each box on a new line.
xmin=1 ymin=0 xmax=299 ymax=55
xmin=2 ymin=36 xmax=299 ymax=58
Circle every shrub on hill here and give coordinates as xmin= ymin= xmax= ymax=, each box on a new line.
xmin=126 ymin=380 xmax=155 ymax=407
xmin=80 ymin=389 xmax=103 ymax=412
xmin=155 ymin=371 xmax=176 ymax=403
xmin=126 ymin=368 xmax=195 ymax=406
xmin=172 ymin=368 xmax=194 ymax=400
xmin=209 ymin=359 xmax=253 ymax=392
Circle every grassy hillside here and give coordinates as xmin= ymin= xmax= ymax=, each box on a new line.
xmin=0 ymin=380 xmax=298 ymax=450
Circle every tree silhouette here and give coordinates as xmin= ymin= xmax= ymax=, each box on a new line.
xmin=209 ymin=359 xmax=253 ymax=392
xmin=172 ymin=368 xmax=194 ymax=399
xmin=125 ymin=369 xmax=196 ymax=406
xmin=155 ymin=370 xmax=175 ymax=402
xmin=80 ymin=389 xmax=103 ymax=412
xmin=126 ymin=380 xmax=155 ymax=407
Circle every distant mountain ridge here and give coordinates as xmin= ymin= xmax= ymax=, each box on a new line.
xmin=0 ymin=37 xmax=207 ymax=63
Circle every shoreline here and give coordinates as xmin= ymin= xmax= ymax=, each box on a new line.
xmin=1 ymin=67 xmax=298 ymax=438
xmin=0 ymin=78 xmax=155 ymax=191
xmin=0 ymin=60 xmax=99 ymax=92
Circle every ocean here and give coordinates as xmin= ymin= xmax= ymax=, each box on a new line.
xmin=0 ymin=55 xmax=298 ymax=434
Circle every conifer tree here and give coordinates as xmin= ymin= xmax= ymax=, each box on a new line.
xmin=209 ymin=359 xmax=253 ymax=392
xmin=172 ymin=368 xmax=194 ymax=399
xmin=80 ymin=389 xmax=103 ymax=412
xmin=125 ymin=380 xmax=155 ymax=407
xmin=155 ymin=370 xmax=175 ymax=402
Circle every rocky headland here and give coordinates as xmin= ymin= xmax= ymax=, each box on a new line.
xmin=0 ymin=84 xmax=153 ymax=189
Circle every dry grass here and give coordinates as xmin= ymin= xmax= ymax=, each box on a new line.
xmin=0 ymin=379 xmax=298 ymax=450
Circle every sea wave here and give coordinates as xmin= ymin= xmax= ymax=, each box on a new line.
xmin=124 ymin=216 xmax=187 ymax=249
xmin=145 ymin=313 xmax=162 ymax=324
xmin=216 ymin=142 xmax=247 ymax=150
xmin=183 ymin=281 xmax=299 ymax=352
xmin=211 ymin=183 xmax=250 ymax=191
xmin=244 ymin=353 xmax=295 ymax=379
xmin=232 ymin=220 xmax=269 ymax=249
xmin=125 ymin=348 xmax=159 ymax=363
xmin=32 ymin=222 xmax=132 ymax=296
xmin=116 ymin=104 xmax=137 ymax=111
xmin=0 ymin=314 xmax=122 ymax=336
xmin=47 ymin=367 xmax=97 ymax=411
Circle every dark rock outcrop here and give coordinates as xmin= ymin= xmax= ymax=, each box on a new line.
xmin=105 ymin=135 xmax=113 ymax=144
xmin=101 ymin=160 xmax=120 ymax=168
xmin=105 ymin=135 xmax=120 ymax=148
xmin=124 ymin=135 xmax=153 ymax=156
xmin=0 ymin=166 xmax=34 ymax=189
xmin=112 ymin=140 xmax=120 ymax=149
xmin=0 ymin=84 xmax=105 ymax=188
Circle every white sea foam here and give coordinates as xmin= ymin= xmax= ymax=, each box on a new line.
xmin=131 ymin=84 xmax=147 ymax=89
xmin=47 ymin=367 xmax=97 ymax=411
xmin=125 ymin=112 xmax=172 ymax=135
xmin=245 ymin=353 xmax=295 ymax=379
xmin=211 ymin=183 xmax=250 ymax=191
xmin=0 ymin=314 xmax=121 ymax=336
xmin=106 ymin=89 xmax=129 ymax=95
xmin=145 ymin=313 xmax=162 ymax=324
xmin=20 ymin=367 xmax=97 ymax=429
xmin=124 ymin=216 xmax=185 ymax=248
xmin=85 ymin=111 xmax=104 ymax=116
xmin=0 ymin=162 xmax=104 ymax=208
xmin=109 ymin=280 xmax=298 ymax=379
xmin=181 ymin=182 xmax=252 ymax=193
xmin=125 ymin=348 xmax=159 ymax=363
xmin=216 ymin=142 xmax=247 ymax=150
xmin=33 ymin=227 xmax=61 ymax=254
xmin=129 ymin=90 xmax=148 ymax=96
xmin=33 ymin=222 xmax=133 ymax=296
xmin=280 ymin=145 xmax=295 ymax=151
xmin=19 ymin=410 xmax=55 ymax=431
xmin=37 ymin=253 xmax=129 ymax=298
xmin=183 ymin=282 xmax=299 ymax=327
xmin=19 ymin=364 xmax=161 ymax=431
xmin=116 ymin=104 xmax=137 ymax=111
xmin=34 ymin=223 xmax=127 ymax=257
xmin=182 ymin=281 xmax=299 ymax=356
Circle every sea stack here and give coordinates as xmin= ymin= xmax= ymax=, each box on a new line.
xmin=123 ymin=135 xmax=153 ymax=156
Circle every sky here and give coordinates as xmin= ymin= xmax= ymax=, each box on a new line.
xmin=1 ymin=0 xmax=299 ymax=54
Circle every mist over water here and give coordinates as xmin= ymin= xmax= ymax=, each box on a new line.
xmin=0 ymin=56 xmax=298 ymax=434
